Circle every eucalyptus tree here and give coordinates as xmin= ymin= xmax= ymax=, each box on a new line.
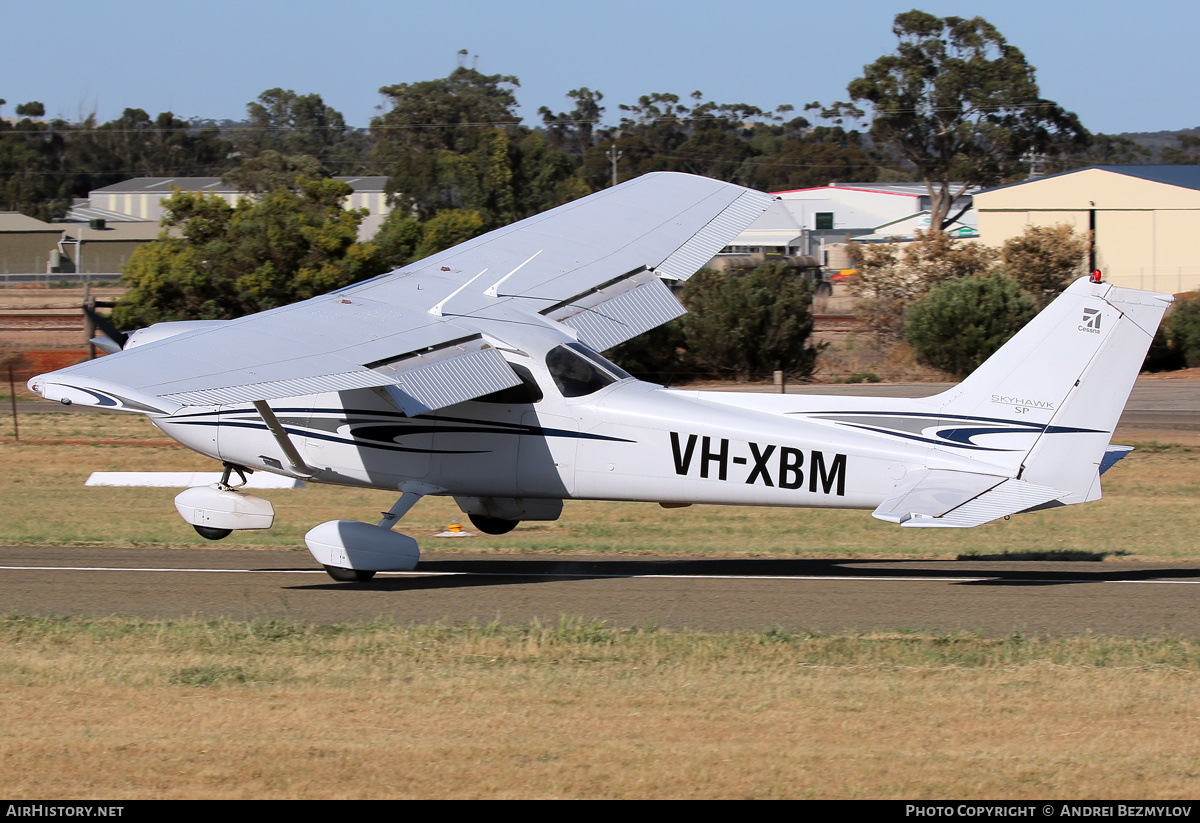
xmin=847 ymin=10 xmax=1088 ymax=230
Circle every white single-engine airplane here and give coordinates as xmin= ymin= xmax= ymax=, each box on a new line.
xmin=30 ymin=173 xmax=1173 ymax=581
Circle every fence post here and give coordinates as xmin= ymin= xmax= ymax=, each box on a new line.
xmin=8 ymin=363 xmax=17 ymax=442
xmin=84 ymin=282 xmax=96 ymax=360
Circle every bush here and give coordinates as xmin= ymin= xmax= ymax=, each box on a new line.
xmin=848 ymin=231 xmax=998 ymax=341
xmin=1000 ymin=224 xmax=1090 ymax=305
xmin=905 ymin=273 xmax=1036 ymax=377
xmin=679 ymin=263 xmax=822 ymax=381
xmin=1163 ymin=294 xmax=1200 ymax=368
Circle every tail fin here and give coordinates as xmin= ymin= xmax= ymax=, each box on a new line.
xmin=933 ymin=276 xmax=1173 ymax=503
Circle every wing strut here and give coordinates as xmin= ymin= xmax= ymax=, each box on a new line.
xmin=252 ymin=401 xmax=315 ymax=479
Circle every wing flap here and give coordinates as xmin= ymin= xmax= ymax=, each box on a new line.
xmin=541 ymin=268 xmax=687 ymax=352
xmin=873 ymin=469 xmax=1067 ymax=529
xmin=369 ymin=341 xmax=521 ymax=415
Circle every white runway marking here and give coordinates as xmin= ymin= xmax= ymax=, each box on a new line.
xmin=1 ymin=565 xmax=1198 ymax=584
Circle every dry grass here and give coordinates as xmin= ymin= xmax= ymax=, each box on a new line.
xmin=815 ymin=335 xmax=954 ymax=383
xmin=5 ymin=415 xmax=1200 ymax=799
xmin=2 ymin=414 xmax=1200 ymax=560
xmin=1 ymin=617 xmax=1199 ymax=799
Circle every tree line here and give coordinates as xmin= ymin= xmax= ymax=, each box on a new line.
xmin=10 ymin=11 xmax=1199 ymax=379
xmin=7 ymin=12 xmax=1190 ymax=227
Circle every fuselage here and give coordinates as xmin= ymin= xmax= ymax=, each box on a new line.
xmin=153 ymin=342 xmax=996 ymax=513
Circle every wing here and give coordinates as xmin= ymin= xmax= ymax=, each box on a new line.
xmin=31 ymin=173 xmax=775 ymax=415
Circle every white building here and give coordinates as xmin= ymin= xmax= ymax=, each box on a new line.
xmin=80 ymin=176 xmax=391 ymax=240
xmin=717 ymin=182 xmax=977 ymax=270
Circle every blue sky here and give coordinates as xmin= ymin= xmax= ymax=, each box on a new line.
xmin=3 ymin=0 xmax=1197 ymax=136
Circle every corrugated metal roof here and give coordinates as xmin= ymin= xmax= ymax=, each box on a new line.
xmin=90 ymin=176 xmax=389 ymax=195
xmin=1089 ymin=165 xmax=1200 ymax=190
xmin=90 ymin=177 xmax=232 ymax=194
xmin=63 ymin=205 xmax=149 ymax=223
xmin=0 ymin=213 xmax=57 ymax=231
xmin=980 ymin=165 xmax=1200 ymax=194
xmin=773 ymin=182 xmax=978 ymax=197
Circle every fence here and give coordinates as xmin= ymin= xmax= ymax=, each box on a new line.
xmin=0 ymin=272 xmax=123 ymax=286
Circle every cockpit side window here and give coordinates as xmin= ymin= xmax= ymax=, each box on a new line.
xmin=564 ymin=342 xmax=632 ymax=381
xmin=546 ymin=345 xmax=623 ymax=397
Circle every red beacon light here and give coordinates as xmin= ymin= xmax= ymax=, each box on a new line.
xmin=1091 ymin=269 xmax=1103 ymax=284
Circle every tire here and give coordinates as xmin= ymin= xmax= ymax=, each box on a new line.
xmin=193 ymin=525 xmax=232 ymax=541
xmin=323 ymin=565 xmax=377 ymax=582
xmin=468 ymin=514 xmax=520 ymax=535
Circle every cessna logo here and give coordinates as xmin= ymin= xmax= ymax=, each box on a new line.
xmin=669 ymin=433 xmax=846 ymax=495
xmin=1079 ymin=307 xmax=1102 ymax=334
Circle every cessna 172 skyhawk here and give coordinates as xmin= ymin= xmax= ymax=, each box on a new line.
xmin=29 ymin=173 xmax=1172 ymax=581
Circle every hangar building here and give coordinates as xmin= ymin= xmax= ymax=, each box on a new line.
xmin=974 ymin=165 xmax=1200 ymax=294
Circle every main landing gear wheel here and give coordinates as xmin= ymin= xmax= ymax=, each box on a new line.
xmin=469 ymin=514 xmax=520 ymax=535
xmin=193 ymin=525 xmax=232 ymax=540
xmin=322 ymin=565 xmax=377 ymax=583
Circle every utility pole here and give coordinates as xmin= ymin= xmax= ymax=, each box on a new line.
xmin=606 ymin=144 xmax=622 ymax=188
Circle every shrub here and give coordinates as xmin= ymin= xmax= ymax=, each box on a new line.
xmin=1000 ymin=224 xmax=1090 ymax=305
xmin=679 ymin=263 xmax=822 ymax=381
xmin=1163 ymin=294 xmax=1200 ymax=368
xmin=905 ymin=273 xmax=1036 ymax=377
xmin=848 ymin=231 xmax=998 ymax=341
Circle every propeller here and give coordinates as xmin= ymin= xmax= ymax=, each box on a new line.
xmin=83 ymin=301 xmax=128 ymax=354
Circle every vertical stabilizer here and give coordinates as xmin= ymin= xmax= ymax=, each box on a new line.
xmin=932 ymin=276 xmax=1172 ymax=501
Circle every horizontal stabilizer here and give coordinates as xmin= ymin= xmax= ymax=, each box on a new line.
xmin=873 ymin=469 xmax=1066 ymax=529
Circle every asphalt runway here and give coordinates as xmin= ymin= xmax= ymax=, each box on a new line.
xmin=8 ymin=379 xmax=1200 ymax=636
xmin=3 ymin=546 xmax=1198 ymax=637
